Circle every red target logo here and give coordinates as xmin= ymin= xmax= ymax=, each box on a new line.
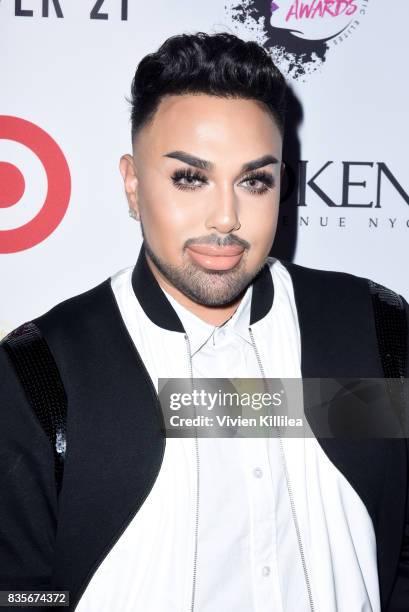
xmin=0 ymin=116 xmax=71 ymax=253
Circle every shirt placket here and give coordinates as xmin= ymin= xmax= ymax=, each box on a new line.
xmin=242 ymin=435 xmax=283 ymax=612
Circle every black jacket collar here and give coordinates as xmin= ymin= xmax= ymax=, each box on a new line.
xmin=131 ymin=242 xmax=274 ymax=332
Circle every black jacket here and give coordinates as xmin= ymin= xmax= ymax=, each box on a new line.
xmin=1 ymin=248 xmax=408 ymax=611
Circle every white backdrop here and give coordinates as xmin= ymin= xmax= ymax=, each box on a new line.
xmin=1 ymin=0 xmax=408 ymax=336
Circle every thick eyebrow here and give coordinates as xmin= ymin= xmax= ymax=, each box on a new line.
xmin=162 ymin=150 xmax=279 ymax=173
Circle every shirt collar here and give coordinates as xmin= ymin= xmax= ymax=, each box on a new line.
xmin=131 ymin=241 xmax=274 ymax=333
xmin=160 ymin=282 xmax=253 ymax=356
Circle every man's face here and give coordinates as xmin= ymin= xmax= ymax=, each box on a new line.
xmin=120 ymin=93 xmax=284 ymax=307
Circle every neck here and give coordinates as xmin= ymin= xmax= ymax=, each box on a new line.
xmin=145 ymin=253 xmax=244 ymax=326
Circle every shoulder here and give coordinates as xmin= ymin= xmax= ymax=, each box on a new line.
xmin=0 ymin=270 xmax=139 ymax=414
xmin=34 ymin=277 xmax=114 ymax=335
xmin=273 ymin=257 xmax=370 ymax=291
xmin=272 ymin=257 xmax=407 ymax=308
xmin=270 ymin=258 xmax=408 ymax=365
xmin=1 ymin=275 xmax=118 ymax=359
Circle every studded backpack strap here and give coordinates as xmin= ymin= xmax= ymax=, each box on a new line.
xmin=368 ymin=280 xmax=408 ymax=429
xmin=1 ymin=321 xmax=67 ymax=497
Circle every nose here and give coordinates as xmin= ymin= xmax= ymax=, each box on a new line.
xmin=204 ymin=184 xmax=241 ymax=233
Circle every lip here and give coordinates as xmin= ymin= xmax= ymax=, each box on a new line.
xmin=187 ymin=244 xmax=245 ymax=256
xmin=186 ymin=244 xmax=245 ymax=271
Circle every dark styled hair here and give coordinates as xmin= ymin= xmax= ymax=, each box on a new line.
xmin=129 ymin=31 xmax=287 ymax=143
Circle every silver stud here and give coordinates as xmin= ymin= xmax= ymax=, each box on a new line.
xmin=128 ymin=209 xmax=139 ymax=220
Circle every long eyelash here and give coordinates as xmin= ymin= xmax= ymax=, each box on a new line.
xmin=171 ymin=168 xmax=207 ymax=190
xmin=241 ymin=170 xmax=275 ymax=194
xmin=170 ymin=168 xmax=274 ymax=194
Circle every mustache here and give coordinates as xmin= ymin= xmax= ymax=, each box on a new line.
xmin=185 ymin=234 xmax=250 ymax=250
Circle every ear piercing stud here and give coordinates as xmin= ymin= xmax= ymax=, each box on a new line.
xmin=129 ymin=209 xmax=139 ymax=220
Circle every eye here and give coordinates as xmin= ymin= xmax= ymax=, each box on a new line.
xmin=171 ymin=168 xmax=208 ymax=191
xmin=240 ymin=171 xmax=275 ymax=195
xmin=170 ymin=168 xmax=275 ymax=195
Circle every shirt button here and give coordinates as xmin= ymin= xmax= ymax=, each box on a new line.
xmin=262 ymin=565 xmax=271 ymax=577
xmin=253 ymin=467 xmax=263 ymax=478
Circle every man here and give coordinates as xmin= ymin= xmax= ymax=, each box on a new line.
xmin=1 ymin=31 xmax=408 ymax=612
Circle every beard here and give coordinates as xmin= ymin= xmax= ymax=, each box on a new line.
xmin=140 ymin=223 xmax=266 ymax=307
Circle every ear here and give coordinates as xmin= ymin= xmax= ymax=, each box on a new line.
xmin=119 ymin=154 xmax=140 ymax=219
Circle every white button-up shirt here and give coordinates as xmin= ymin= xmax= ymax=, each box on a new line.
xmin=161 ymin=277 xmax=311 ymax=612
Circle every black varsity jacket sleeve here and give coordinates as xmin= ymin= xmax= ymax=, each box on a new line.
xmin=0 ymin=344 xmax=57 ymax=591
xmin=386 ymin=296 xmax=409 ymax=611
